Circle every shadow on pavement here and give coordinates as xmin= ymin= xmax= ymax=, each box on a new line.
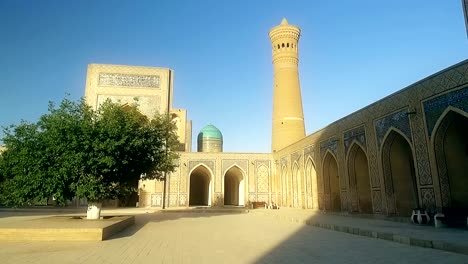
xmin=108 ymin=208 xmax=249 ymax=240
xmin=250 ymin=210 xmax=468 ymax=263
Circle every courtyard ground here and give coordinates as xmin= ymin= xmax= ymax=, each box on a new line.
xmin=0 ymin=208 xmax=467 ymax=263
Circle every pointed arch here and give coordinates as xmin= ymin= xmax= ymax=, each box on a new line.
xmin=304 ymin=157 xmax=318 ymax=209
xmin=345 ymin=140 xmax=367 ymax=162
xmin=223 ymin=165 xmax=245 ymax=206
xmin=381 ymin=129 xmax=418 ymax=216
xmin=189 ymin=163 xmax=213 ymax=206
xmin=431 ymin=106 xmax=468 ymax=140
xmin=322 ymin=149 xmax=338 ymax=166
xmin=433 ymin=107 xmax=468 ymax=208
xmin=188 ymin=163 xmax=215 ymax=179
xmin=281 ymin=164 xmax=288 ymax=207
xmin=322 ymin=150 xmax=341 ymax=211
xmin=222 ymin=163 xmax=248 ymax=180
xmin=347 ymin=142 xmax=372 ymax=213
xmin=292 ymin=162 xmax=300 ymax=208
xmin=381 ymin=127 xmax=413 ymax=151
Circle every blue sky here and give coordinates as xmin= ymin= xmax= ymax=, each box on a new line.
xmin=0 ymin=0 xmax=467 ymax=152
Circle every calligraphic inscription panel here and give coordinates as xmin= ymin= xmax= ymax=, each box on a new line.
xmin=99 ymin=73 xmax=160 ymax=88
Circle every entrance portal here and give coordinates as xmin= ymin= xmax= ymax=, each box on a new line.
xmin=189 ymin=165 xmax=212 ymax=206
xmin=224 ymin=166 xmax=245 ymax=206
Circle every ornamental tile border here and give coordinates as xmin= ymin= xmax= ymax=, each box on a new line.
xmin=374 ymin=109 xmax=412 ymax=149
xmin=423 ymin=86 xmax=468 ymax=137
xmin=343 ymin=125 xmax=366 ymax=155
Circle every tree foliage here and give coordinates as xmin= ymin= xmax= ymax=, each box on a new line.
xmin=0 ymin=98 xmax=179 ymax=206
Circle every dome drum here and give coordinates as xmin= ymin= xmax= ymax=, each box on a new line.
xmin=197 ymin=124 xmax=223 ymax=152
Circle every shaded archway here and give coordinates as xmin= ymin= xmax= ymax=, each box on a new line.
xmin=304 ymin=158 xmax=317 ymax=209
xmin=224 ymin=166 xmax=245 ymax=206
xmin=434 ymin=109 xmax=468 ymax=208
xmin=347 ymin=143 xmax=372 ymax=213
xmin=189 ymin=165 xmax=212 ymax=206
xmin=382 ymin=130 xmax=418 ymax=216
xmin=323 ymin=152 xmax=341 ymax=211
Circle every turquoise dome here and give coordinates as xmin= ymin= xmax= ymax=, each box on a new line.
xmin=197 ymin=124 xmax=223 ymax=141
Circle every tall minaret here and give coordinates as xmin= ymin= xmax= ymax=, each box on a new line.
xmin=269 ymin=18 xmax=306 ymax=152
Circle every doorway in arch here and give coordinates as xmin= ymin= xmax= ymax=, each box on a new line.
xmin=348 ymin=144 xmax=372 ymax=213
xmin=323 ymin=152 xmax=341 ymax=212
xmin=434 ymin=110 xmax=468 ymax=208
xmin=382 ymin=131 xmax=418 ymax=216
xmin=189 ymin=165 xmax=212 ymax=206
xmin=224 ymin=166 xmax=245 ymax=206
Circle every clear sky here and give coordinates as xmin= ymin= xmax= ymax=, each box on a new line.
xmin=0 ymin=0 xmax=467 ymax=153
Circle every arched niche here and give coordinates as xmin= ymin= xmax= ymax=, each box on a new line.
xmin=381 ymin=129 xmax=418 ymax=216
xmin=281 ymin=165 xmax=288 ymax=207
xmin=323 ymin=151 xmax=341 ymax=211
xmin=292 ymin=163 xmax=300 ymax=208
xmin=304 ymin=158 xmax=317 ymax=209
xmin=224 ymin=165 xmax=245 ymax=206
xmin=347 ymin=142 xmax=372 ymax=213
xmin=433 ymin=109 xmax=468 ymax=208
xmin=189 ymin=165 xmax=212 ymax=206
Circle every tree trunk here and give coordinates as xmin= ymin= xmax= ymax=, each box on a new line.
xmin=87 ymin=202 xmax=102 ymax=220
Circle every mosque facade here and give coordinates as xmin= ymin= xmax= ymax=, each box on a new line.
xmin=84 ymin=19 xmax=468 ymax=217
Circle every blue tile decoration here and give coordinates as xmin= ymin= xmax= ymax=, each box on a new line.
xmin=280 ymin=156 xmax=288 ymax=168
xmin=320 ymin=137 xmax=338 ymax=158
xmin=189 ymin=160 xmax=215 ymax=173
xmin=343 ymin=126 xmax=366 ymax=154
xmin=222 ymin=159 xmax=248 ymax=175
xmin=304 ymin=145 xmax=315 ymax=162
xmin=375 ymin=110 xmax=412 ymax=149
xmin=291 ymin=151 xmax=301 ymax=164
xmin=423 ymin=86 xmax=468 ymax=137
xmin=99 ymin=73 xmax=160 ymax=88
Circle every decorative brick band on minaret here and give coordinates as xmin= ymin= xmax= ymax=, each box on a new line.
xmin=269 ymin=18 xmax=306 ymax=152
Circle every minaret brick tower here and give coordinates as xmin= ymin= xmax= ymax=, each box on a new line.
xmin=269 ymin=18 xmax=306 ymax=152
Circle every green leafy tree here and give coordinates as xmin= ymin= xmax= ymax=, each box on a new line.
xmin=0 ymin=121 xmax=47 ymax=206
xmin=0 ymin=97 xmax=179 ymax=213
xmin=74 ymin=100 xmax=179 ymax=203
xmin=0 ymin=98 xmax=91 ymax=206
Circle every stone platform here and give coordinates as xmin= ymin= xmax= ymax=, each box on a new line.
xmin=0 ymin=215 xmax=134 ymax=241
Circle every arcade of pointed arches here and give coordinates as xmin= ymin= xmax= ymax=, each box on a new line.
xmin=185 ymin=106 xmax=467 ymax=215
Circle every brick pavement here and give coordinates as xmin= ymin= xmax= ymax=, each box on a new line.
xmin=251 ymin=208 xmax=468 ymax=255
xmin=0 ymin=209 xmax=467 ymax=263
